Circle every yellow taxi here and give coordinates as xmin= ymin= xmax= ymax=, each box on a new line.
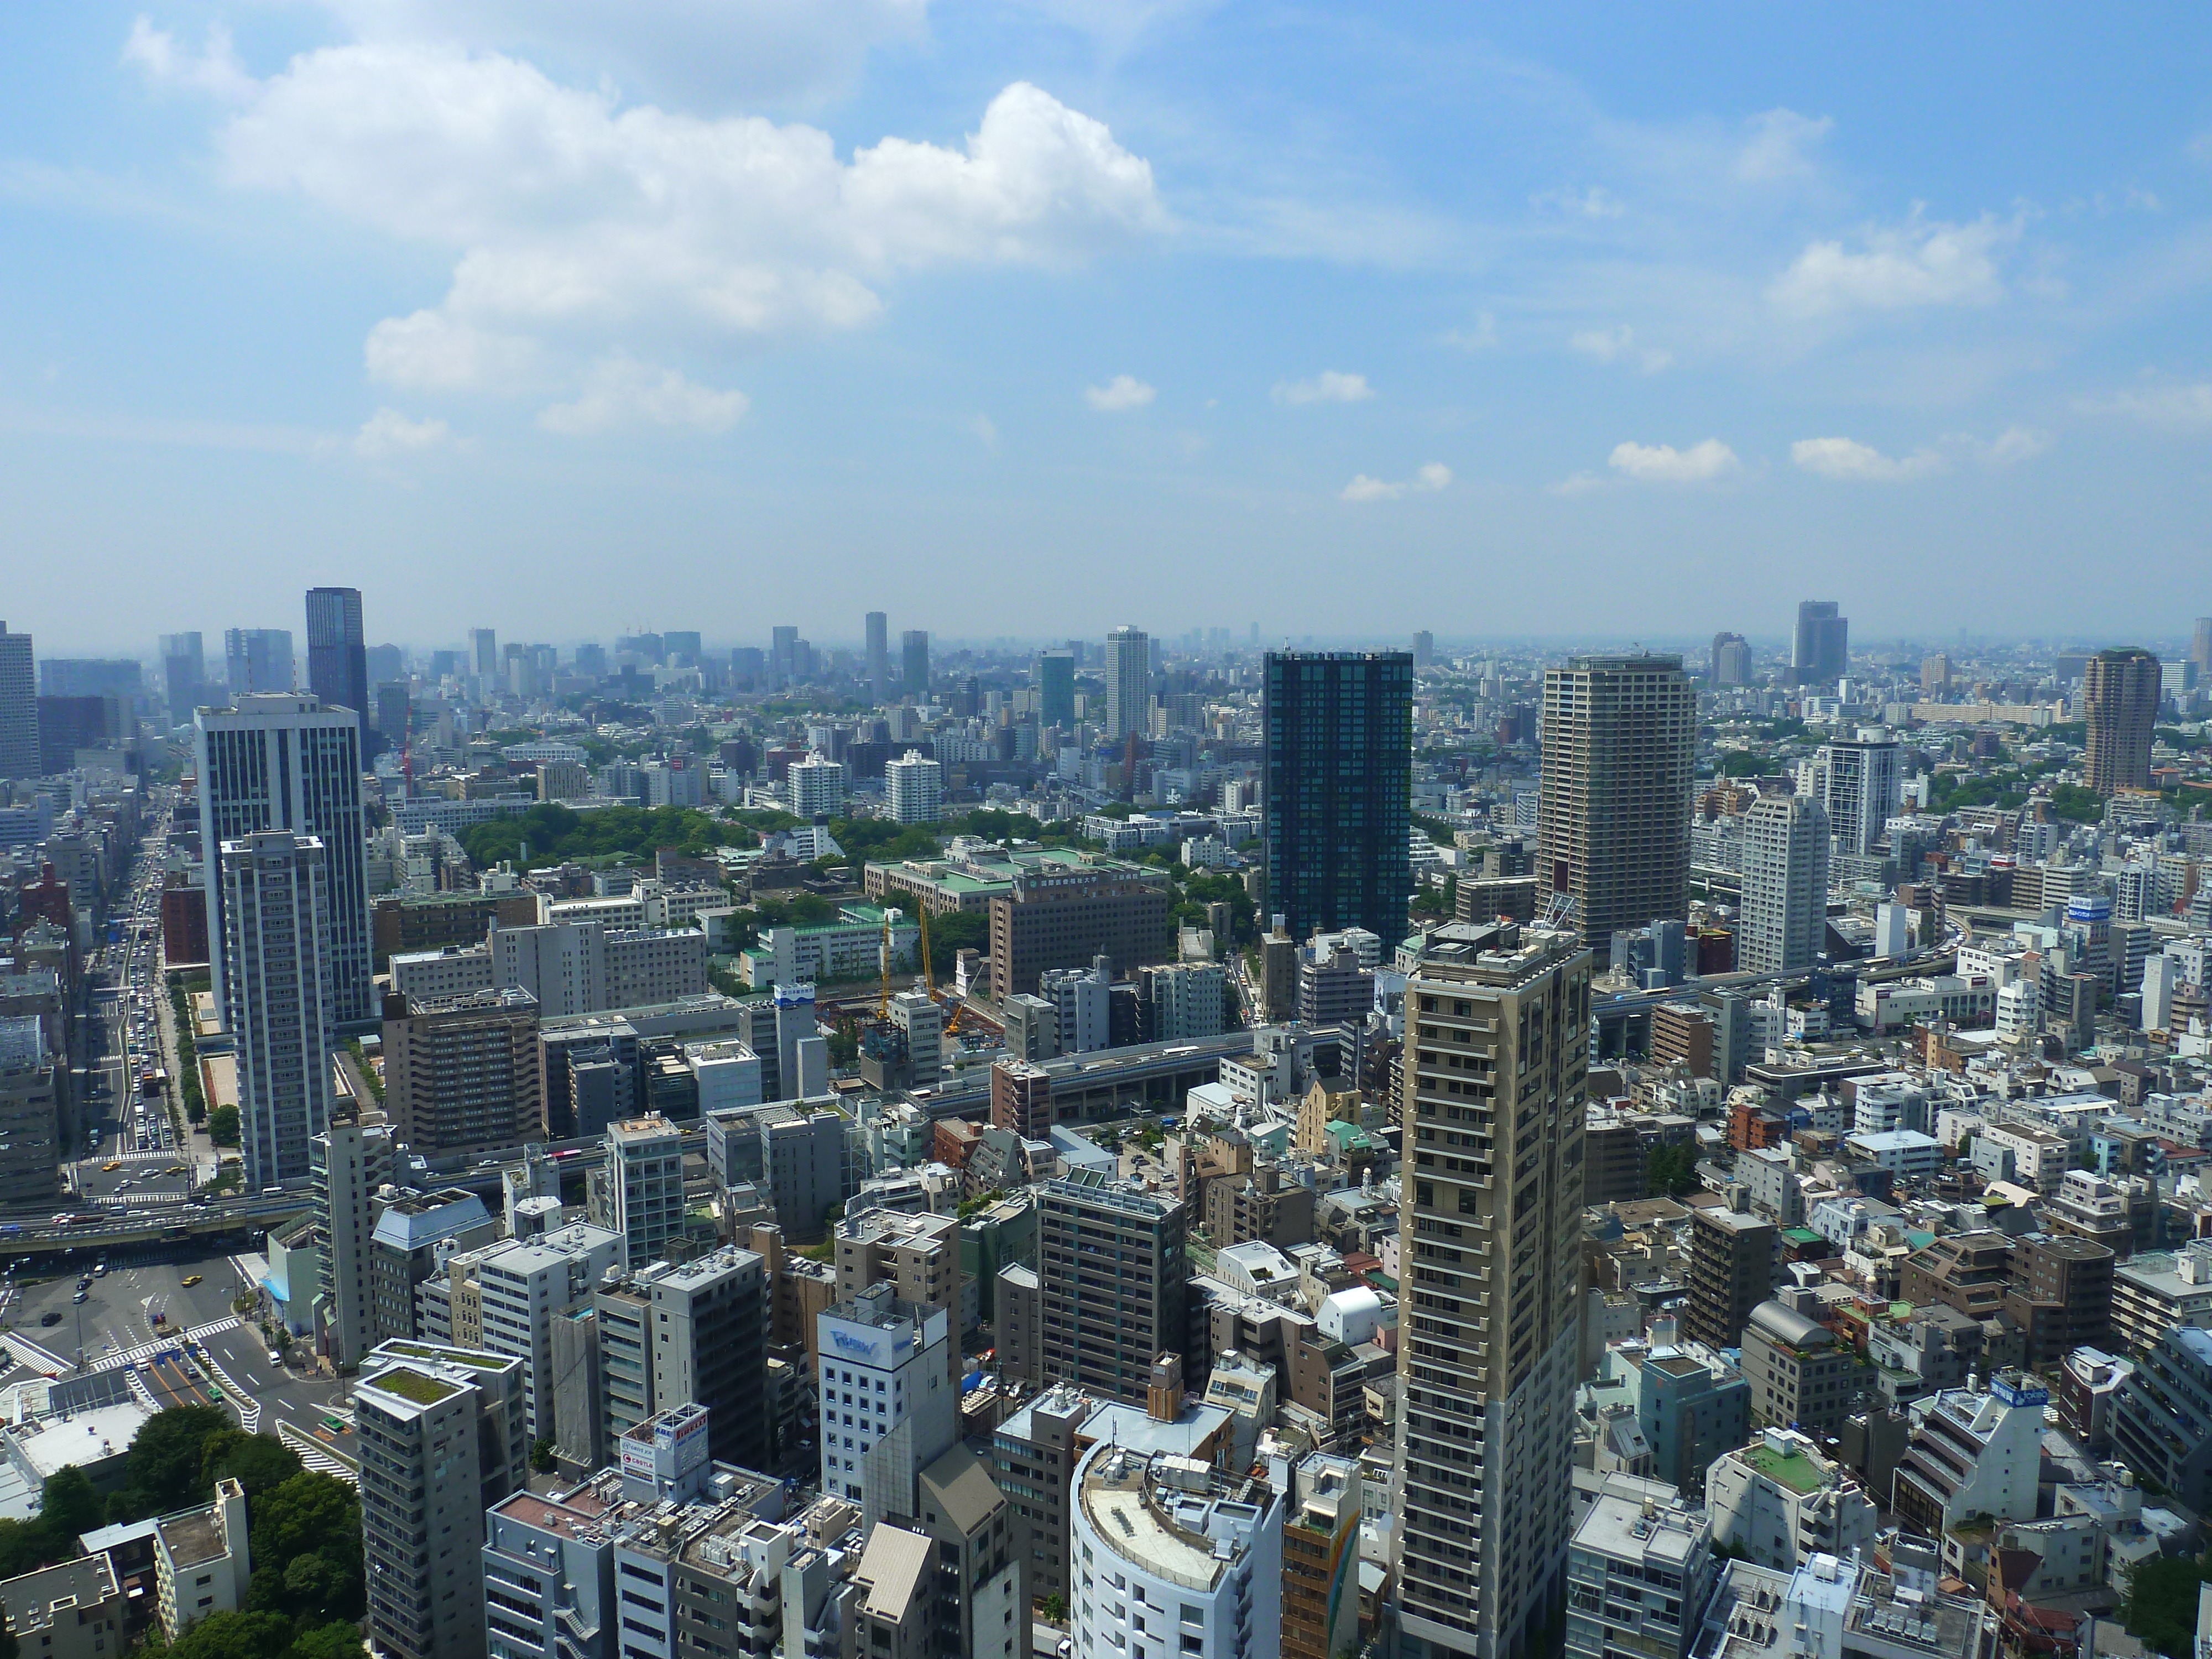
xmin=181 ymin=1274 xmax=203 ymax=1287
xmin=102 ymin=1161 xmax=122 ymax=1172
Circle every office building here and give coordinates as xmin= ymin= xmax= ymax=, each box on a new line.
xmin=2194 ymin=617 xmax=2212 ymax=679
xmin=355 ymin=1341 xmax=528 ymax=1659
xmin=1394 ymin=928 xmax=1589 ymax=1659
xmin=2111 ymin=1327 xmax=2212 ymax=1511
xmin=196 ymin=693 xmax=372 ymax=1023
xmin=1791 ymin=601 xmax=1848 ymax=687
xmin=1739 ymin=1297 xmax=1859 ymax=1438
xmin=1537 ymin=655 xmax=1694 ymax=949
xmin=1037 ymin=1172 xmax=1187 ymax=1405
xmin=305 ymin=585 xmax=369 ymax=721
xmin=159 ymin=632 xmax=205 ymax=716
xmin=1103 ymin=625 xmax=1150 ymax=740
xmin=219 ymin=831 xmax=333 ymax=1188
xmin=223 ymin=627 xmax=293 ymax=695
xmin=467 ymin=1224 xmax=625 ymax=1442
xmin=884 ymin=752 xmax=941 ymax=825
xmin=1709 ymin=632 xmax=1752 ymax=687
xmin=1819 ymin=730 xmax=1900 ymax=859
xmin=2083 ymin=647 xmax=2161 ymax=795
xmin=382 ymin=985 xmax=542 ymax=1155
xmin=0 ymin=1018 xmax=61 ymax=1207
xmin=1891 ymin=1371 xmax=2046 ymax=1537
xmin=1564 ymin=1474 xmax=1716 ymax=1659
xmin=469 ymin=629 xmax=498 ymax=678
xmin=1038 ymin=649 xmax=1076 ymax=729
xmin=816 ymin=1282 xmax=958 ymax=1524
xmin=1262 ymin=650 xmax=1415 ymax=942
xmin=0 ymin=622 xmax=36 ymax=780
xmin=901 ymin=629 xmax=930 ymax=698
xmin=311 ymin=1100 xmax=394 ymax=1368
xmin=987 ymin=861 xmax=1172 ymax=999
xmin=833 ymin=1207 xmax=963 ymax=1337
xmin=369 ymin=1189 xmax=502 ymax=1346
xmin=1071 ymin=1442 xmax=1281 ymax=1659
xmin=1740 ymin=795 xmax=1829 ymax=974
xmin=867 ymin=611 xmax=889 ymax=704
xmin=593 ymin=1247 xmax=770 ymax=1470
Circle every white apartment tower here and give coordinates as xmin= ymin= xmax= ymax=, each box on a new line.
xmin=884 ymin=752 xmax=942 ymax=825
xmin=312 ymin=1100 xmax=394 ymax=1368
xmin=816 ymin=1283 xmax=957 ymax=1526
xmin=1818 ymin=730 xmax=1901 ymax=860
xmin=787 ymin=754 xmax=849 ymax=819
xmin=196 ymin=694 xmax=372 ymax=1023
xmin=1395 ymin=928 xmax=1591 ymax=1659
xmin=1740 ymin=795 xmax=1830 ymax=975
xmin=220 ymin=830 xmax=334 ymax=1188
xmin=609 ymin=1114 xmax=687 ymax=1269
xmin=1104 ymin=626 xmax=1151 ymax=740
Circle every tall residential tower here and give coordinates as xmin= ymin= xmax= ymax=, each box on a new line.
xmin=2084 ymin=647 xmax=2161 ymax=795
xmin=1262 ymin=650 xmax=1415 ymax=943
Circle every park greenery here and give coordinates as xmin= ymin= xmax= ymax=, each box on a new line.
xmin=1645 ymin=1142 xmax=1700 ymax=1199
xmin=2124 ymin=1551 xmax=2212 ymax=1656
xmin=455 ymin=803 xmax=729 ymax=871
xmin=0 ymin=1408 xmax=366 ymax=1659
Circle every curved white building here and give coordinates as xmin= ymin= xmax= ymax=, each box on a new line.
xmin=1071 ymin=1443 xmax=1280 ymax=1659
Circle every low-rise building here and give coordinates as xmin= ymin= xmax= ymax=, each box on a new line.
xmin=1891 ymin=1370 xmax=2046 ymax=1540
xmin=1739 ymin=1298 xmax=1863 ymax=1439
xmin=1566 ymin=1474 xmax=1717 ymax=1659
xmin=2111 ymin=1240 xmax=2212 ymax=1358
xmin=1704 ymin=1430 xmax=1877 ymax=1572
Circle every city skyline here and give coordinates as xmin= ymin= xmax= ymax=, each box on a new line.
xmin=7 ymin=9 xmax=2212 ymax=643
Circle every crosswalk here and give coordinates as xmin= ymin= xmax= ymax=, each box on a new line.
xmin=1 ymin=1332 xmax=74 ymax=1375
xmin=97 ymin=1316 xmax=241 ymax=1373
xmin=87 ymin=1190 xmax=190 ymax=1207
xmin=278 ymin=1421 xmax=357 ymax=1484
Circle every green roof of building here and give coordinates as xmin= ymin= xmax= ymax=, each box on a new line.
xmin=1741 ymin=1441 xmax=1825 ymax=1495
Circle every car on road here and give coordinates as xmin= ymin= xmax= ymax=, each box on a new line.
xmin=102 ymin=1161 xmax=121 ymax=1172
xmin=40 ymin=1311 xmax=62 ymax=1326
xmin=72 ymin=1290 xmax=87 ymax=1304
xmin=267 ymin=1349 xmax=283 ymax=1367
xmin=181 ymin=1274 xmax=202 ymax=1286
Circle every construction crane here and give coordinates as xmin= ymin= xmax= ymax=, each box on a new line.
xmin=911 ymin=903 xmax=966 ymax=1035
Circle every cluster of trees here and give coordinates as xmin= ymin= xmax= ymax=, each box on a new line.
xmin=0 ymin=1408 xmax=365 ymax=1659
xmin=208 ymin=1104 xmax=239 ymax=1147
xmin=1645 ymin=1141 xmax=1700 ymax=1199
xmin=2124 ymin=1551 xmax=2212 ymax=1657
xmin=453 ymin=804 xmax=728 ymax=872
xmin=169 ymin=977 xmax=205 ymax=1124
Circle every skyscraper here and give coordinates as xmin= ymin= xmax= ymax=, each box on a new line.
xmin=866 ymin=611 xmax=889 ymax=705
xmin=0 ymin=623 xmax=36 ymax=780
xmin=470 ymin=628 xmax=498 ymax=678
xmin=1740 ymin=795 xmax=1830 ymax=974
xmin=1263 ymin=650 xmax=1414 ymax=942
xmin=2194 ymin=618 xmax=2212 ymax=680
xmin=2084 ymin=648 xmax=2161 ymax=795
xmin=195 ymin=695 xmax=372 ymax=1024
xmin=901 ymin=628 xmax=930 ymax=698
xmin=1709 ymin=631 xmax=1752 ymax=687
xmin=885 ymin=752 xmax=942 ymax=824
xmin=311 ymin=1099 xmax=393 ymax=1368
xmin=305 ymin=586 xmax=369 ymax=718
xmin=1791 ymin=601 xmax=1849 ymax=687
xmin=1037 ymin=648 xmax=1076 ymax=729
xmin=1103 ymin=624 xmax=1150 ymax=740
xmin=223 ymin=628 xmax=293 ymax=694
xmin=159 ymin=633 xmax=204 ymax=717
xmin=771 ymin=624 xmax=800 ymax=687
xmin=1537 ymin=654 xmax=1694 ymax=949
xmin=1412 ymin=629 xmax=1435 ymax=668
xmin=1395 ymin=928 xmax=1590 ymax=1659
xmin=1819 ymin=728 xmax=1901 ymax=859
xmin=220 ymin=830 xmax=334 ymax=1188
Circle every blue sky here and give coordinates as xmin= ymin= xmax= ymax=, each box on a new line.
xmin=5 ymin=3 xmax=2212 ymax=654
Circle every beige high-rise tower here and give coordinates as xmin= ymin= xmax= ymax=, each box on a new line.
xmin=2083 ymin=647 xmax=2160 ymax=795
xmin=1537 ymin=654 xmax=1694 ymax=949
xmin=1394 ymin=927 xmax=1591 ymax=1659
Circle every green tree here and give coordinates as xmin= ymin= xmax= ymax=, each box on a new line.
xmin=116 ymin=1405 xmax=233 ymax=1520
xmin=246 ymin=1474 xmax=364 ymax=1623
xmin=531 ymin=1438 xmax=558 ymax=1474
xmin=39 ymin=1467 xmax=105 ymax=1543
xmin=2123 ymin=1552 xmax=2212 ymax=1657
xmin=921 ymin=909 xmax=988 ymax=978
xmin=165 ymin=1610 xmax=296 ymax=1659
xmin=208 ymin=1105 xmax=241 ymax=1147
xmin=1645 ymin=1142 xmax=1699 ymax=1199
xmin=285 ymin=1624 xmax=366 ymax=1659
xmin=200 ymin=1430 xmax=304 ymax=1498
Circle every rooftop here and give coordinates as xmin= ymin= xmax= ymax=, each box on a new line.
xmin=369 ymin=1366 xmax=458 ymax=1406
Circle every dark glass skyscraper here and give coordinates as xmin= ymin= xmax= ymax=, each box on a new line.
xmin=1037 ymin=649 xmax=1075 ymax=729
xmin=1262 ymin=650 xmax=1413 ymax=942
xmin=306 ymin=587 xmax=369 ymax=717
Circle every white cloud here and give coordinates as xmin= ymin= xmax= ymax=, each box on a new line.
xmin=1973 ymin=425 xmax=2051 ymax=466
xmin=1735 ymin=109 xmax=1832 ymax=184
xmin=365 ymin=310 xmax=542 ymax=392
xmin=1532 ymin=185 xmax=1625 ymax=218
xmin=2076 ymin=383 xmax=2212 ymax=429
xmin=538 ymin=358 xmax=748 ymax=434
xmin=163 ymin=35 xmax=1163 ymax=395
xmin=971 ymin=413 xmax=998 ymax=448
xmin=1790 ymin=436 xmax=1945 ymax=481
xmin=1085 ymin=374 xmax=1155 ymax=411
xmin=1568 ymin=326 xmax=1671 ymax=374
xmin=1546 ymin=471 xmax=1608 ymax=497
xmin=353 ymin=406 xmax=451 ymax=456
xmin=122 ymin=16 xmax=257 ymax=102
xmin=1340 ymin=462 xmax=1449 ymax=502
xmin=1770 ymin=210 xmax=2018 ymax=316
xmin=1273 ymin=371 xmax=1373 ymax=406
xmin=1438 ymin=312 xmax=1497 ymax=352
xmin=1608 ymin=439 xmax=1739 ymax=483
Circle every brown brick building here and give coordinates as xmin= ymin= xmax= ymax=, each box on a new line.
xmin=987 ymin=863 xmax=1171 ymax=999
